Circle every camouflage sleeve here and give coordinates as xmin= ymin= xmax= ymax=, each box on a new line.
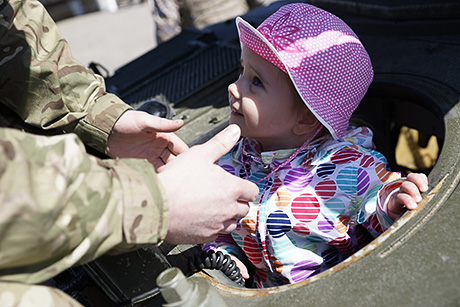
xmin=0 ymin=281 xmax=84 ymax=306
xmin=0 ymin=128 xmax=169 ymax=284
xmin=0 ymin=0 xmax=131 ymax=154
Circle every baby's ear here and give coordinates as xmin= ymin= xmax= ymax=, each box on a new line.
xmin=293 ymin=112 xmax=321 ymax=136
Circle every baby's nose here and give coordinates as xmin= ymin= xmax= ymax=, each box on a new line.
xmin=228 ymin=83 xmax=240 ymax=100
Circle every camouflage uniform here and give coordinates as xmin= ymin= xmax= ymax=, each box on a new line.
xmin=0 ymin=0 xmax=169 ymax=304
xmin=150 ymin=0 xmax=278 ymax=45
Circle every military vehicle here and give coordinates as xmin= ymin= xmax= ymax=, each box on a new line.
xmin=49 ymin=0 xmax=460 ymax=305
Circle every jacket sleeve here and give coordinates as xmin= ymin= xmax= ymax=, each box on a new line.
xmin=0 ymin=0 xmax=131 ymax=153
xmin=0 ymin=128 xmax=169 ymax=284
xmin=0 ymin=281 xmax=84 ymax=306
xmin=353 ymin=150 xmax=404 ymax=236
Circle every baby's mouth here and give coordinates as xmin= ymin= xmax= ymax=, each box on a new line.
xmin=231 ymin=109 xmax=243 ymax=116
xmin=230 ymin=105 xmax=243 ymax=116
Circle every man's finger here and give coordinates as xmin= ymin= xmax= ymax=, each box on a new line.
xmin=141 ymin=113 xmax=184 ymax=132
xmin=231 ymin=199 xmax=251 ymax=218
xmin=200 ymin=234 xmax=218 ymax=244
xmin=152 ymin=158 xmax=165 ymax=171
xmin=195 ymin=124 xmax=241 ymax=162
xmin=221 ymin=219 xmax=238 ymax=234
xmin=167 ymin=134 xmax=189 ymax=155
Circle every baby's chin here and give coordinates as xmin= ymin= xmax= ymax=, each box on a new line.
xmin=228 ymin=116 xmax=242 ymax=127
xmin=228 ymin=120 xmax=248 ymax=136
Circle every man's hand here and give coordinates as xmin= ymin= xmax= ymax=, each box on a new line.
xmin=158 ymin=125 xmax=259 ymax=244
xmin=106 ymin=110 xmax=189 ymax=170
xmin=388 ymin=173 xmax=429 ymax=220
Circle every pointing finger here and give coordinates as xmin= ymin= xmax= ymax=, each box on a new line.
xmin=194 ymin=125 xmax=241 ymax=162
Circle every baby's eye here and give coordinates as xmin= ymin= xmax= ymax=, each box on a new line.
xmin=252 ymin=77 xmax=263 ymax=87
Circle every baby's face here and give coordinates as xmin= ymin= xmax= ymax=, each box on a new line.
xmin=228 ymin=45 xmax=305 ymax=151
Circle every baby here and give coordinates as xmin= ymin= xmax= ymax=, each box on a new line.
xmin=204 ymin=3 xmax=428 ymax=288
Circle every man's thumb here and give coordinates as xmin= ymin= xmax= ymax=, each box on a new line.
xmin=198 ymin=124 xmax=241 ymax=162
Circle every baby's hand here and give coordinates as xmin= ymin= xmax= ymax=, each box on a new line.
xmin=229 ymin=255 xmax=250 ymax=280
xmin=388 ymin=173 xmax=429 ymax=220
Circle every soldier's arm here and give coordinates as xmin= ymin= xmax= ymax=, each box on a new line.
xmin=0 ymin=0 xmax=131 ymax=153
xmin=0 ymin=128 xmax=168 ymax=284
xmin=0 ymin=281 xmax=84 ymax=306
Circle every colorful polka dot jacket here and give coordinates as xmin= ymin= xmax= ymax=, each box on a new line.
xmin=203 ymin=126 xmax=404 ymax=288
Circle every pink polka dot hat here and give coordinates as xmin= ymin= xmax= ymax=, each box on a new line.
xmin=236 ymin=3 xmax=374 ymax=139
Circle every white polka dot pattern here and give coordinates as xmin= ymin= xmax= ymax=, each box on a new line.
xmin=236 ymin=3 xmax=374 ymax=139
